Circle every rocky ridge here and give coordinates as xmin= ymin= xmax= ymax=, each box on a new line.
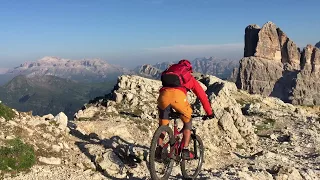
xmin=71 ymin=75 xmax=320 ymax=179
xmin=0 ymin=109 xmax=106 ymax=180
xmin=237 ymin=21 xmax=320 ymax=105
xmin=135 ymin=57 xmax=239 ymax=80
xmin=0 ymin=73 xmax=319 ymax=179
xmin=76 ymin=75 xmax=258 ymax=147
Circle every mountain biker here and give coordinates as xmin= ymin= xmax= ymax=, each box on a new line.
xmin=157 ymin=59 xmax=214 ymax=160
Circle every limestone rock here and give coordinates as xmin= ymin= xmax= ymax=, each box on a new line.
xmin=254 ymin=22 xmax=282 ymax=61
xmin=197 ymin=75 xmax=258 ymax=145
xmin=113 ymin=92 xmax=123 ymax=103
xmin=276 ymin=167 xmax=303 ymax=180
xmin=39 ymin=157 xmax=62 ymax=165
xmin=42 ymin=114 xmax=54 ymax=120
xmin=236 ymin=57 xmax=284 ymax=98
xmin=2 ymin=72 xmax=320 ymax=179
xmin=291 ymin=45 xmax=320 ymax=105
xmin=244 ymin=24 xmax=260 ymax=57
xmin=0 ymin=117 xmax=5 ymax=123
xmin=96 ymin=150 xmax=126 ymax=179
xmin=74 ymin=106 xmax=100 ymax=120
xmin=5 ymin=135 xmax=15 ymax=140
xmin=277 ymin=28 xmax=300 ymax=68
xmin=52 ymin=144 xmax=62 ymax=153
xmin=53 ymin=112 xmax=68 ymax=130
xmin=237 ymin=21 xmax=320 ymax=106
xmin=27 ymin=117 xmax=48 ymax=127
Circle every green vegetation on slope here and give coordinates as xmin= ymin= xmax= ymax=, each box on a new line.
xmin=0 ymin=138 xmax=36 ymax=171
xmin=0 ymin=103 xmax=15 ymax=120
xmin=0 ymin=75 xmax=115 ymax=118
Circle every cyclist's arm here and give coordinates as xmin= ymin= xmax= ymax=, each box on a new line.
xmin=189 ymin=77 xmax=213 ymax=115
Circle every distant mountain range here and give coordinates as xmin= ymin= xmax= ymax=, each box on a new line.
xmin=0 ymin=56 xmax=239 ymax=118
xmin=1 ymin=56 xmax=239 ymax=85
xmin=5 ymin=56 xmax=133 ymax=83
xmin=134 ymin=57 xmax=239 ymax=80
xmin=0 ymin=75 xmax=115 ymax=118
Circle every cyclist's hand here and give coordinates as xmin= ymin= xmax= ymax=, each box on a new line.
xmin=202 ymin=114 xmax=215 ymax=120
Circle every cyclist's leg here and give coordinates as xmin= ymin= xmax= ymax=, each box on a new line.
xmin=157 ymin=90 xmax=172 ymax=146
xmin=157 ymin=114 xmax=170 ymax=146
xmin=169 ymin=90 xmax=193 ymax=148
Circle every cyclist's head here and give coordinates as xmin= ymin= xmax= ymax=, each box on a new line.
xmin=178 ymin=59 xmax=192 ymax=72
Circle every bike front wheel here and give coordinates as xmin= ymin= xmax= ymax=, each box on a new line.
xmin=180 ymin=134 xmax=204 ymax=179
xmin=149 ymin=125 xmax=175 ymax=180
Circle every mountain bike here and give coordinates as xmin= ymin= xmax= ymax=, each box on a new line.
xmin=149 ymin=111 xmax=208 ymax=180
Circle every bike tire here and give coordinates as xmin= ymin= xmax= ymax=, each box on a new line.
xmin=149 ymin=125 xmax=175 ymax=180
xmin=180 ymin=134 xmax=204 ymax=179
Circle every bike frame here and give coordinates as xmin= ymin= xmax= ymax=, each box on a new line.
xmin=163 ymin=118 xmax=198 ymax=161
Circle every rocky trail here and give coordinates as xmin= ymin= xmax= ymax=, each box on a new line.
xmin=0 ymin=74 xmax=319 ymax=180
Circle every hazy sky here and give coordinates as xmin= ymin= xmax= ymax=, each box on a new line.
xmin=0 ymin=0 xmax=319 ymax=68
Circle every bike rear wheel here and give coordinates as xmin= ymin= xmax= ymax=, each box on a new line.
xmin=180 ymin=134 xmax=204 ymax=179
xmin=149 ymin=125 xmax=175 ymax=180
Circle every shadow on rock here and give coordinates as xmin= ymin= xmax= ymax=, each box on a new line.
xmin=233 ymin=151 xmax=264 ymax=160
xmin=68 ymin=121 xmax=150 ymax=180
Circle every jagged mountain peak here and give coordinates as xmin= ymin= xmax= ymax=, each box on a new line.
xmin=237 ymin=21 xmax=320 ymax=105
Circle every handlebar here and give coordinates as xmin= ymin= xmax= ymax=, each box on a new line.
xmin=168 ymin=112 xmax=214 ymax=120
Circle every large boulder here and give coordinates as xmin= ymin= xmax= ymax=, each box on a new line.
xmin=199 ymin=75 xmax=258 ymax=145
xmin=53 ymin=112 xmax=68 ymax=130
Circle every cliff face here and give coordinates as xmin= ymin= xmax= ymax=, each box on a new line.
xmin=237 ymin=21 xmax=320 ymax=105
xmin=292 ymin=45 xmax=320 ymax=105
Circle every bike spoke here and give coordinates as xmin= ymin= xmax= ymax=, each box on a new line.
xmin=181 ymin=135 xmax=204 ymax=179
xmin=149 ymin=126 xmax=175 ymax=180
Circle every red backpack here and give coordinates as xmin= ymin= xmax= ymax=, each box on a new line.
xmin=161 ymin=61 xmax=192 ymax=87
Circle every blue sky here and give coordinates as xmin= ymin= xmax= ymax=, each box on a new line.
xmin=0 ymin=0 xmax=319 ymax=68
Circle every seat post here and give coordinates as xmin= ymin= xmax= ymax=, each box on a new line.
xmin=173 ymin=119 xmax=178 ymax=127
